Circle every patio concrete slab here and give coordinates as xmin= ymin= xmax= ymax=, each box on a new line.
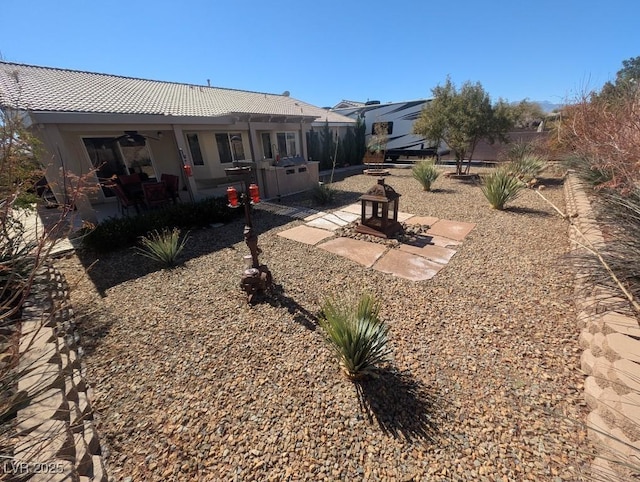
xmin=427 ymin=219 xmax=476 ymax=241
xmin=399 ymin=243 xmax=457 ymax=265
xmin=406 ymin=216 xmax=440 ymax=227
xmin=277 ymin=225 xmax=335 ymax=245
xmin=317 ymin=237 xmax=387 ymax=268
xmin=373 ymin=249 xmax=444 ymax=281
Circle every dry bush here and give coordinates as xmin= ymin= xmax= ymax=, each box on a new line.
xmin=555 ymin=84 xmax=640 ymax=193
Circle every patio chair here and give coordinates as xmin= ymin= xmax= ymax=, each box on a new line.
xmin=161 ymin=173 xmax=180 ymax=204
xmin=142 ymin=181 xmax=169 ymax=209
xmin=109 ymin=183 xmax=141 ymax=215
xmin=118 ymin=173 xmax=143 ymax=201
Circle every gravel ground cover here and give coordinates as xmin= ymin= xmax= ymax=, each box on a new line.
xmin=57 ymin=166 xmax=595 ymax=481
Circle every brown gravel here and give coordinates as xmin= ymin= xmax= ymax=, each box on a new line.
xmin=57 ymin=166 xmax=595 ymax=481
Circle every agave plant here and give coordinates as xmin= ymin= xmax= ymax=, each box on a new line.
xmin=319 ymin=293 xmax=391 ymax=379
xmin=412 ymin=158 xmax=441 ymax=191
xmin=481 ymin=167 xmax=524 ymax=210
xmin=136 ymin=227 xmax=188 ymax=267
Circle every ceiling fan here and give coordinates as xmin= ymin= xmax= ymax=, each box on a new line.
xmin=113 ymin=130 xmax=160 ymax=145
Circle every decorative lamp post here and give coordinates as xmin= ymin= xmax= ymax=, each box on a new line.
xmin=356 ymin=177 xmax=402 ymax=238
xmin=225 ymin=166 xmax=273 ymax=303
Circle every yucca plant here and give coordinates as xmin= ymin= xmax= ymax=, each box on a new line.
xmin=319 ymin=293 xmax=391 ymax=380
xmin=136 ymin=227 xmax=188 ymax=267
xmin=412 ymin=158 xmax=441 ymax=191
xmin=507 ymin=154 xmax=546 ymax=183
xmin=481 ymin=167 xmax=524 ymax=210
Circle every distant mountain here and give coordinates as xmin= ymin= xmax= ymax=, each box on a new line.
xmin=533 ymin=101 xmax=563 ymax=113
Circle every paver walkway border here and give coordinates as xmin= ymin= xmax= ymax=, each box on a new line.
xmin=273 ymin=202 xmax=475 ymax=281
xmin=565 ymin=174 xmax=640 ymax=478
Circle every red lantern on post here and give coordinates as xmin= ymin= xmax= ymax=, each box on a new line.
xmin=226 ymin=186 xmax=238 ymax=207
xmin=249 ymin=183 xmax=260 ymax=204
xmin=183 ymin=164 xmax=192 ymax=177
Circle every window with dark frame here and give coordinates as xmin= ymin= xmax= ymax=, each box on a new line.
xmin=371 ymin=121 xmax=393 ymax=136
xmin=261 ymin=133 xmax=273 ymax=158
xmin=83 ymin=137 xmax=127 ymax=197
xmin=215 ymin=133 xmax=233 ymax=163
xmin=186 ymin=133 xmax=205 ymax=165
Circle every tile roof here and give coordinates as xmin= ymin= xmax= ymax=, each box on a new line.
xmin=0 ymin=61 xmax=353 ymax=123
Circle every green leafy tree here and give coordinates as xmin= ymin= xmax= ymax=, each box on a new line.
xmin=413 ymin=77 xmax=513 ymax=175
xmin=597 ymin=55 xmax=640 ymax=101
xmin=354 ymin=115 xmax=367 ymax=163
xmin=497 ymin=99 xmax=546 ymax=130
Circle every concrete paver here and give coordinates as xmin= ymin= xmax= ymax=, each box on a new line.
xmin=340 ymin=203 xmax=362 ymax=215
xmin=399 ymin=243 xmax=457 ymax=264
xmin=277 ymin=225 xmax=335 ymax=245
xmin=397 ymin=211 xmax=414 ymax=222
xmin=322 ymin=213 xmax=352 ymax=227
xmin=426 ymin=235 xmax=461 ymax=247
xmin=427 ymin=219 xmax=476 ymax=241
xmin=317 ymin=237 xmax=387 ymax=268
xmin=330 ymin=211 xmax=360 ymax=223
xmin=406 ymin=215 xmax=440 ymax=227
xmin=303 ymin=212 xmax=327 ymax=222
xmin=372 ymin=249 xmax=444 ymax=281
xmin=306 ymin=217 xmax=343 ymax=231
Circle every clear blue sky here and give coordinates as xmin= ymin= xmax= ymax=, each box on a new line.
xmin=1 ymin=0 xmax=637 ymax=108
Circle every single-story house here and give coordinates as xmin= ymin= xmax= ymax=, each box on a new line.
xmin=0 ymin=61 xmax=354 ymax=222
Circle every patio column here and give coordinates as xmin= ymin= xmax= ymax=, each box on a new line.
xmin=171 ymin=125 xmax=196 ymax=202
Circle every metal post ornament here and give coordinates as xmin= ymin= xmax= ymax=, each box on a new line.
xmin=225 ymin=166 xmax=273 ymax=303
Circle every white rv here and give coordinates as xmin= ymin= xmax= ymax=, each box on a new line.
xmin=332 ymin=99 xmax=443 ymax=161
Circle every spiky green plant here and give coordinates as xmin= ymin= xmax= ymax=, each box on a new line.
xmin=507 ymin=154 xmax=546 ymax=183
xmin=311 ymin=183 xmax=336 ymax=205
xmin=481 ymin=167 xmax=524 ymax=210
xmin=412 ymin=158 xmax=441 ymax=191
xmin=319 ymin=293 xmax=391 ymax=379
xmin=136 ymin=227 xmax=188 ymax=267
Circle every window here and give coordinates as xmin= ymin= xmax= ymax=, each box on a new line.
xmin=371 ymin=121 xmax=393 ymax=136
xmin=83 ymin=136 xmax=157 ymax=196
xmin=216 ymin=133 xmax=245 ymax=163
xmin=186 ymin=134 xmax=204 ymax=165
xmin=261 ymin=133 xmax=273 ymax=158
xmin=230 ymin=133 xmax=245 ymax=161
xmin=276 ymin=132 xmax=298 ymax=157
xmin=83 ymin=137 xmax=127 ymax=197
xmin=216 ymin=134 xmax=232 ymax=163
xmin=119 ymin=142 xmax=156 ymax=181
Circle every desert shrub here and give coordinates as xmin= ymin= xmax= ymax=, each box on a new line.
xmin=80 ymin=196 xmax=237 ymax=252
xmin=136 ymin=227 xmax=188 ymax=267
xmin=592 ymin=190 xmax=640 ymax=303
xmin=556 ymin=81 xmax=640 ymax=193
xmin=412 ymin=158 xmax=440 ymax=191
xmin=311 ymin=183 xmax=336 ymax=205
xmin=481 ymin=167 xmax=524 ymax=210
xmin=319 ymin=293 xmax=391 ymax=380
xmin=564 ymin=154 xmax=613 ymax=188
